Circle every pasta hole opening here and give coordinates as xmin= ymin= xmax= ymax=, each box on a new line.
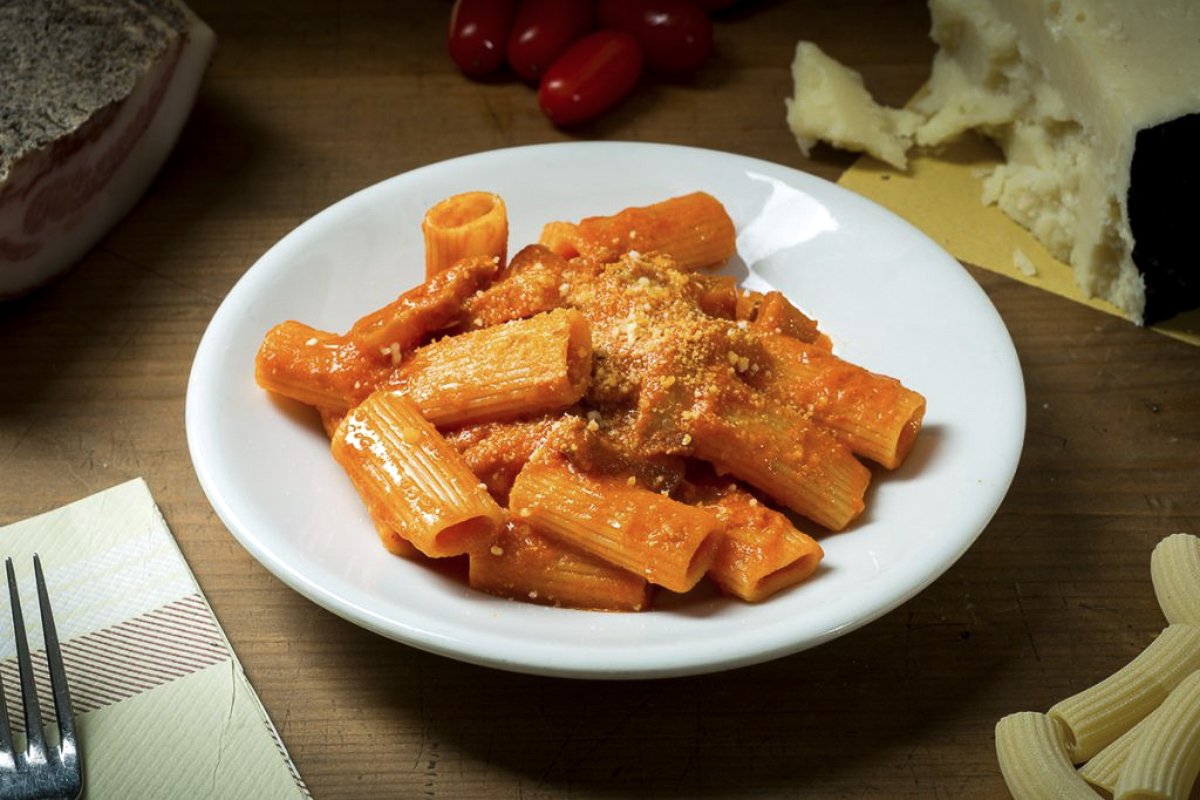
xmin=889 ymin=400 xmax=927 ymax=469
xmin=562 ymin=311 xmax=594 ymax=397
xmin=685 ymin=532 xmax=722 ymax=586
xmin=1047 ymin=713 xmax=1079 ymax=757
xmin=426 ymin=191 xmax=504 ymax=231
xmin=753 ymin=552 xmax=822 ymax=601
xmin=434 ymin=516 xmax=498 ymax=558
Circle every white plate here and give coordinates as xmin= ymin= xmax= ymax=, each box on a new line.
xmin=186 ymin=142 xmax=1025 ymax=679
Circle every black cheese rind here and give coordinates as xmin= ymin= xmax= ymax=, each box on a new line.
xmin=1129 ymin=113 xmax=1200 ymax=325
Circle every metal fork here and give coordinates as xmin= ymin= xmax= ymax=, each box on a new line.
xmin=0 ymin=556 xmax=82 ymax=800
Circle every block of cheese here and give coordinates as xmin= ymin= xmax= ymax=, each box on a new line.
xmin=787 ymin=0 xmax=1200 ymax=325
xmin=0 ymin=0 xmax=216 ymax=297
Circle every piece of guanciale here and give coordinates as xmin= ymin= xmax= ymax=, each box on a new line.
xmin=0 ymin=0 xmax=216 ymax=296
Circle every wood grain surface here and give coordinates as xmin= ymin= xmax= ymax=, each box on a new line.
xmin=2 ymin=2 xmax=1198 ymax=797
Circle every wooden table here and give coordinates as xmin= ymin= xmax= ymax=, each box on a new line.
xmin=3 ymin=2 xmax=1197 ymax=797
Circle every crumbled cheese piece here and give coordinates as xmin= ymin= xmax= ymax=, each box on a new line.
xmin=1013 ymin=248 xmax=1038 ymax=277
xmin=785 ymin=41 xmax=920 ymax=169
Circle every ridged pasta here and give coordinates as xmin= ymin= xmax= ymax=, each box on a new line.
xmin=539 ymin=192 xmax=736 ymax=271
xmin=1152 ymin=534 xmax=1200 ymax=625
xmin=1114 ymin=669 xmax=1200 ymax=800
xmin=508 ymin=454 xmax=720 ymax=593
xmin=994 ymin=711 xmax=1102 ymax=799
xmin=254 ymin=322 xmax=386 ymax=412
xmin=689 ymin=391 xmax=870 ymax=532
xmin=756 ymin=333 xmax=926 ymax=470
xmin=331 ymin=390 xmax=504 ymax=558
xmin=469 ymin=519 xmax=651 ymax=611
xmin=256 ymin=190 xmax=928 ymax=612
xmin=349 ymin=255 xmax=499 ymax=358
xmin=1077 ymin=712 xmax=1152 ymax=794
xmin=422 ymin=191 xmax=508 ymax=279
xmin=1049 ymin=624 xmax=1200 ymax=763
xmin=683 ymin=479 xmax=823 ymax=602
xmin=388 ymin=307 xmax=592 ymax=428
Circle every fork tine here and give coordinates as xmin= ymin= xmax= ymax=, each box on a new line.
xmin=5 ymin=558 xmax=45 ymax=758
xmin=0 ymin=563 xmax=13 ymax=761
xmin=33 ymin=555 xmax=75 ymax=749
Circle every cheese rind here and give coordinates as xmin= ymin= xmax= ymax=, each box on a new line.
xmin=786 ymin=0 xmax=1200 ymax=324
xmin=918 ymin=0 xmax=1200 ymax=324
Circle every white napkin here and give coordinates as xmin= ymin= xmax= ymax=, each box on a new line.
xmin=0 ymin=478 xmax=310 ymax=799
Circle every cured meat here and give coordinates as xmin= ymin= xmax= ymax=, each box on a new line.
xmin=0 ymin=0 xmax=216 ymax=297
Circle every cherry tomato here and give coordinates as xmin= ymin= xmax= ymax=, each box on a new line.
xmin=596 ymin=0 xmax=714 ymax=74
xmin=448 ymin=0 xmax=519 ymax=78
xmin=538 ymin=30 xmax=644 ymax=127
xmin=506 ymin=0 xmax=594 ymax=83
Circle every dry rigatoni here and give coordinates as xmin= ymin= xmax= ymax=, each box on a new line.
xmin=1049 ymin=624 xmax=1200 ymax=763
xmin=994 ymin=712 xmax=1101 ymax=800
xmin=1114 ymin=669 xmax=1200 ymax=800
xmin=1152 ymin=534 xmax=1200 ymax=625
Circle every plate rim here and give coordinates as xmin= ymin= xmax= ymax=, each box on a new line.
xmin=186 ymin=141 xmax=1026 ymax=679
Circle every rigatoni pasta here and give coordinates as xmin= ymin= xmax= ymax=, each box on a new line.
xmin=539 ymin=191 xmax=736 ymax=271
xmin=421 ymin=191 xmax=507 ymax=279
xmin=508 ymin=453 xmax=720 ymax=594
xmin=1152 ymin=533 xmax=1200 ymax=625
xmin=386 ymin=307 xmax=592 ymax=427
xmin=255 ymin=190 xmax=927 ymax=611
xmin=994 ymin=712 xmax=1102 ymax=800
xmin=469 ymin=519 xmax=652 ymax=612
xmin=1048 ymin=624 xmax=1200 ymax=763
xmin=998 ymin=533 xmax=1200 ymax=800
xmin=1114 ymin=668 xmax=1200 ymax=800
xmin=331 ymin=390 xmax=503 ymax=558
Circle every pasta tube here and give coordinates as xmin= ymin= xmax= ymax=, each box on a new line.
xmin=255 ymin=322 xmax=387 ymax=412
xmin=508 ymin=454 xmax=721 ymax=593
xmin=748 ymin=290 xmax=825 ymax=346
xmin=756 ymin=333 xmax=926 ymax=470
xmin=1049 ymin=624 xmax=1200 ymax=763
xmin=422 ymin=191 xmax=508 ymax=279
xmin=994 ymin=712 xmax=1102 ymax=799
xmin=684 ymin=480 xmax=823 ymax=602
xmin=539 ymin=192 xmax=736 ymax=271
xmin=688 ymin=392 xmax=870 ymax=532
xmin=388 ymin=308 xmax=592 ymax=428
xmin=469 ymin=519 xmax=651 ymax=612
xmin=349 ymin=254 xmax=499 ymax=359
xmin=1077 ymin=713 xmax=1153 ymax=794
xmin=331 ymin=390 xmax=504 ymax=558
xmin=1114 ymin=669 xmax=1200 ymax=800
xmin=1152 ymin=534 xmax=1200 ymax=625
xmin=462 ymin=244 xmax=590 ymax=330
